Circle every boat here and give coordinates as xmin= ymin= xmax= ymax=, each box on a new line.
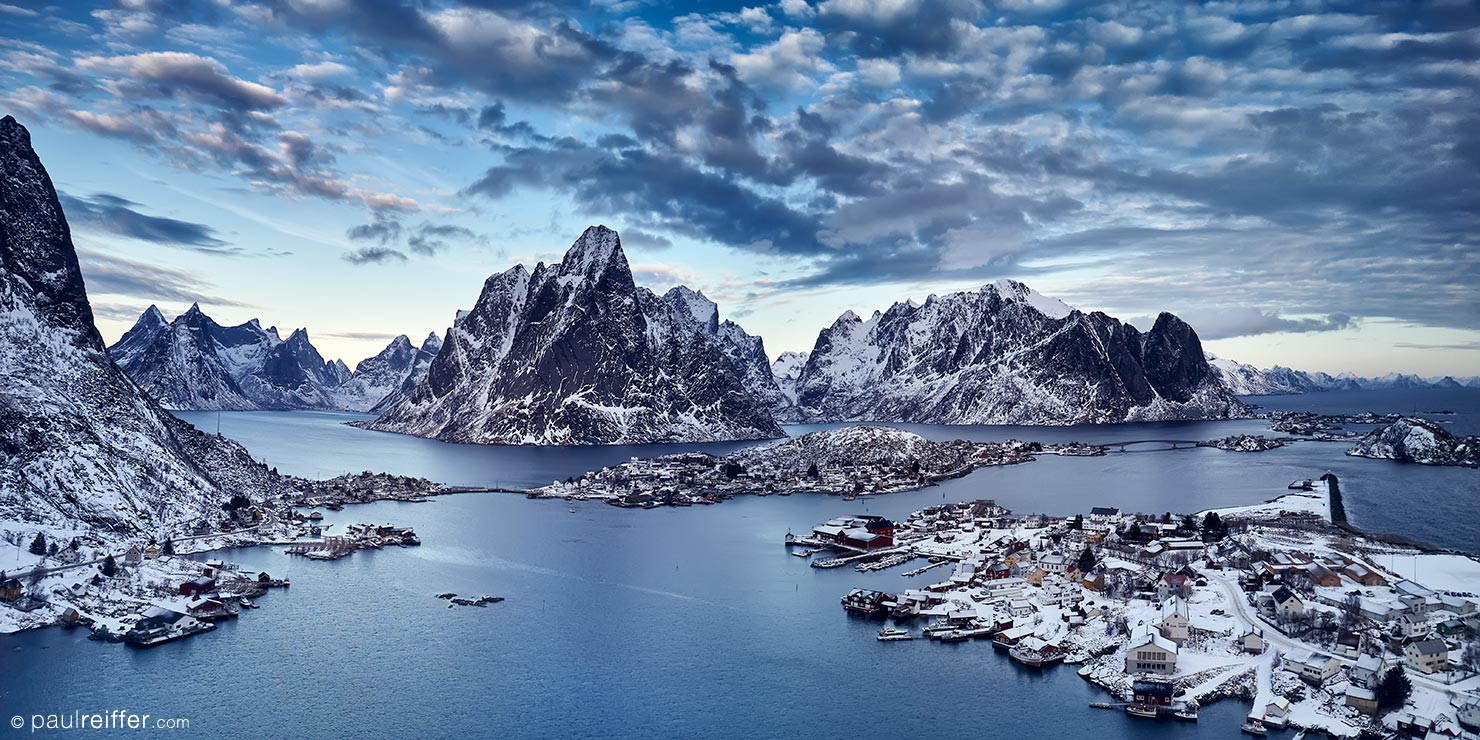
xmin=1125 ymin=705 xmax=1158 ymax=719
xmin=1174 ymin=705 xmax=1198 ymax=721
xmin=307 ymin=510 xmax=324 ymax=520
xmin=568 ymin=507 xmax=577 ymax=513
xmin=938 ymin=630 xmax=969 ymax=643
xmin=791 ymin=549 xmax=812 ymax=558
xmin=876 ymin=628 xmax=912 ymax=641
xmin=1240 ymin=721 xmax=1267 ymax=735
xmin=239 ymin=598 xmax=259 ymax=609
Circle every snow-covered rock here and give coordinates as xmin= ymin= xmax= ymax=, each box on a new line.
xmin=111 ymin=305 xmax=442 ymax=413
xmin=771 ymin=351 xmax=808 ymax=406
xmin=359 ymin=226 xmax=784 ymax=445
xmin=331 ymin=332 xmax=442 ymax=413
xmin=0 ymin=114 xmax=284 ymax=539
xmin=111 ymin=305 xmax=346 ymax=410
xmin=728 ymin=425 xmax=964 ymax=472
xmin=788 ymin=281 xmax=1247 ymax=425
xmin=1347 ymin=417 xmax=1480 ymax=466
xmin=1206 ymin=355 xmax=1329 ymax=396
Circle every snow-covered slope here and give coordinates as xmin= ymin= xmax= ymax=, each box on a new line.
xmin=1347 ymin=417 xmax=1480 ymax=466
xmin=360 ymin=226 xmax=784 ymax=445
xmin=788 ymin=280 xmax=1246 ymax=425
xmin=728 ymin=425 xmax=968 ymax=472
xmin=0 ymin=115 xmax=284 ymax=539
xmin=333 ymin=332 xmax=442 ymax=413
xmin=771 ymin=351 xmax=808 ymax=406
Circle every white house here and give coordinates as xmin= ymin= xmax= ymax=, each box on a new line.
xmin=1238 ymin=627 xmax=1266 ymax=654
xmin=1124 ymin=632 xmax=1178 ymax=675
xmin=1284 ymin=650 xmax=1341 ymax=686
xmin=1156 ymin=596 xmax=1190 ymax=645
xmin=1269 ymin=585 xmax=1305 ymax=620
xmin=1404 ymin=638 xmax=1449 ymax=675
xmin=1350 ymin=654 xmax=1388 ymax=689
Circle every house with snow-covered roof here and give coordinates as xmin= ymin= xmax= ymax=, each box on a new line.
xmin=1124 ymin=632 xmax=1178 ymax=675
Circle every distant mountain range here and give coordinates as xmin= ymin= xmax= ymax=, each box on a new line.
xmin=0 ymin=115 xmax=284 ymax=537
xmin=1206 ymin=354 xmax=1479 ymax=396
xmin=109 ymin=305 xmax=441 ymax=413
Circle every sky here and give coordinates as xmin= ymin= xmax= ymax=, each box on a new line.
xmin=1 ymin=0 xmax=1476 ymax=377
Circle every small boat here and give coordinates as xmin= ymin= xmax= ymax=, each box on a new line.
xmin=1125 ymin=705 xmax=1158 ymax=719
xmin=1240 ymin=721 xmax=1267 ymax=735
xmin=239 ymin=598 xmax=259 ymax=609
xmin=877 ymin=628 xmax=912 ymax=641
xmin=568 ymin=507 xmax=577 ymax=513
xmin=938 ymin=630 xmax=969 ymax=643
xmin=307 ymin=510 xmax=324 ymax=520
xmin=791 ymin=549 xmax=812 ymax=558
xmin=1173 ymin=706 xmax=1197 ymax=721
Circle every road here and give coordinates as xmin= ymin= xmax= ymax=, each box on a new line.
xmin=1200 ymin=568 xmax=1479 ymax=701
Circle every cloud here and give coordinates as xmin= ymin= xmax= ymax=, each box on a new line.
xmin=76 ymin=249 xmax=247 ymax=306
xmin=343 ymin=246 xmax=408 ymax=265
xmin=60 ymin=192 xmax=234 ymax=254
xmin=75 ymin=51 xmax=286 ymax=110
xmin=1147 ymin=308 xmax=1356 ymax=340
xmin=620 ymin=227 xmax=673 ymax=250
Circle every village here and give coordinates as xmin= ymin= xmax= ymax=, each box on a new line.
xmin=529 ymin=425 xmax=1104 ymax=507
xmin=792 ymin=474 xmax=1480 ymax=738
xmin=0 ymin=474 xmax=439 ymax=642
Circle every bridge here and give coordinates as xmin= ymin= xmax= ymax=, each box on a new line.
xmin=1086 ymin=439 xmax=1204 ymax=452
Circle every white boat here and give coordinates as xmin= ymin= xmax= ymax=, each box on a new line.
xmin=1125 ymin=705 xmax=1157 ymax=719
xmin=877 ymin=628 xmax=912 ymax=641
xmin=568 ymin=507 xmax=577 ymax=513
xmin=1241 ymin=721 xmax=1267 ymax=735
xmin=1173 ymin=706 xmax=1197 ymax=721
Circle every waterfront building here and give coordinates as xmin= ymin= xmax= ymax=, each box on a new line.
xmin=1124 ymin=632 xmax=1178 ymax=675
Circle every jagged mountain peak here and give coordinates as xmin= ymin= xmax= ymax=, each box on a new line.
xmin=421 ymin=331 xmax=443 ymax=353
xmin=560 ymin=224 xmax=627 ymax=281
xmin=662 ymin=285 xmax=719 ymax=331
xmin=361 ymin=226 xmax=782 ymax=445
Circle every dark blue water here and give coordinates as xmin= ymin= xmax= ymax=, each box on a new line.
xmin=3 ymin=390 xmax=1476 ymax=739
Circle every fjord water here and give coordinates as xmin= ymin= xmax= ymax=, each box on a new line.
xmin=2 ymin=390 xmax=1477 ymax=740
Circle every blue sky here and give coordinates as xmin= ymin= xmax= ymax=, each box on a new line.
xmin=2 ymin=0 xmax=1477 ymax=376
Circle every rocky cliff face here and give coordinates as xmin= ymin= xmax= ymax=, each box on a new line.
xmin=361 ymin=226 xmax=784 ymax=445
xmin=787 ymin=280 xmax=1246 ymax=425
xmin=1347 ymin=417 xmax=1480 ymax=466
xmin=0 ymin=115 xmax=282 ymax=537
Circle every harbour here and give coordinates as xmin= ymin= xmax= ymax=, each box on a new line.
xmin=3 ymin=391 xmax=1479 ymax=739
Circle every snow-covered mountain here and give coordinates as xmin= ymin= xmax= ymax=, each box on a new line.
xmin=110 ymin=306 xmax=441 ymax=412
xmin=1206 ymin=354 xmax=1329 ymax=395
xmin=359 ymin=226 xmax=784 ymax=445
xmin=333 ymin=332 xmax=443 ymax=413
xmin=1205 ymin=355 xmax=1474 ymax=395
xmin=111 ymin=305 xmax=345 ymax=410
xmin=1347 ymin=417 xmax=1479 ymax=467
xmin=0 ymin=115 xmax=284 ymax=538
xmin=785 ymin=280 xmax=1246 ymax=425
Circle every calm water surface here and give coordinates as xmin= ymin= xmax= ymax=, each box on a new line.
xmin=2 ymin=390 xmax=1476 ymax=739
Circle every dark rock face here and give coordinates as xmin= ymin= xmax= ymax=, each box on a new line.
xmin=788 ymin=280 xmax=1246 ymax=425
xmin=362 ymin=226 xmax=784 ymax=445
xmin=0 ymin=115 xmax=283 ymax=533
